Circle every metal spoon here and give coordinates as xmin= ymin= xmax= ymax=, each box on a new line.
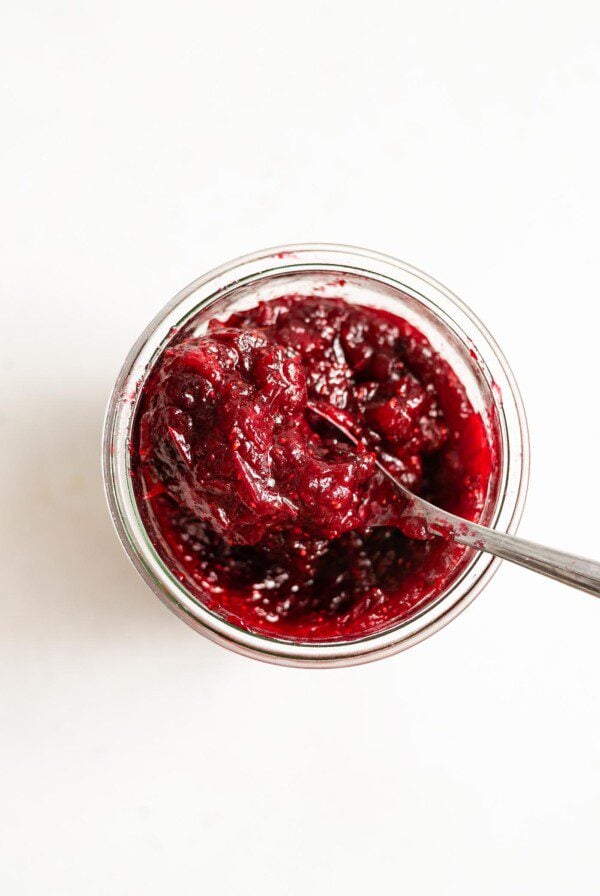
xmin=309 ymin=403 xmax=600 ymax=597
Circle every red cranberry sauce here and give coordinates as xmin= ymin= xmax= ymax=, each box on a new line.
xmin=132 ymin=295 xmax=495 ymax=641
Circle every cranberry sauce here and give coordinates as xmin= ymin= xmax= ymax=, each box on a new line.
xmin=131 ymin=295 xmax=495 ymax=641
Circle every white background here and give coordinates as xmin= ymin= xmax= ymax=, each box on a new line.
xmin=2 ymin=1 xmax=599 ymax=893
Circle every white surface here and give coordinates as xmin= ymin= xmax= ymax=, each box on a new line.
xmin=2 ymin=2 xmax=599 ymax=893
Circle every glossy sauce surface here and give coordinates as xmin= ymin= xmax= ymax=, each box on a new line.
xmin=132 ymin=295 xmax=495 ymax=641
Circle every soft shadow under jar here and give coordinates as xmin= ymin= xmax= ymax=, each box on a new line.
xmin=103 ymin=245 xmax=529 ymax=667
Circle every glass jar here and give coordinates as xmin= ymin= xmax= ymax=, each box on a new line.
xmin=103 ymin=244 xmax=529 ymax=667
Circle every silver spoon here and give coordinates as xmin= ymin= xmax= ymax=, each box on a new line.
xmin=309 ymin=403 xmax=600 ymax=597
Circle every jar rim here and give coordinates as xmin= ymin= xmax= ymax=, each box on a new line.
xmin=103 ymin=243 xmax=529 ymax=667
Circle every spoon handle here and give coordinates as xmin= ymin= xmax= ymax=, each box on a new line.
xmin=308 ymin=402 xmax=600 ymax=596
xmin=439 ymin=516 xmax=600 ymax=597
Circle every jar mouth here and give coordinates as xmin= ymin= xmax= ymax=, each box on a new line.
xmin=103 ymin=244 xmax=529 ymax=667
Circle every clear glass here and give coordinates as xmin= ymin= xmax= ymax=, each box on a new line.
xmin=103 ymin=244 xmax=529 ymax=667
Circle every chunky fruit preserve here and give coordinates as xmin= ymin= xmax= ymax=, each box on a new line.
xmin=131 ymin=295 xmax=495 ymax=641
